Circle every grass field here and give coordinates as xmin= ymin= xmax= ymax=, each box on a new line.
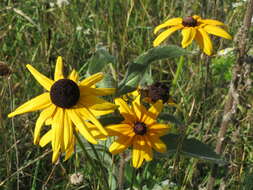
xmin=0 ymin=0 xmax=253 ymax=190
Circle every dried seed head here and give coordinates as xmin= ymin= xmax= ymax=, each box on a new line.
xmin=50 ymin=79 xmax=80 ymax=108
xmin=69 ymin=172 xmax=84 ymax=185
xmin=148 ymin=82 xmax=170 ymax=103
xmin=182 ymin=16 xmax=198 ymax=27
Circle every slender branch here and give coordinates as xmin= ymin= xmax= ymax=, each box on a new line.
xmin=207 ymin=0 xmax=253 ymax=189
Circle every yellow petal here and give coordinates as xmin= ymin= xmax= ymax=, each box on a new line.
xmin=197 ymin=28 xmax=213 ymax=56
xmin=154 ymin=18 xmax=182 ymax=34
xmin=8 ymin=93 xmax=51 ymax=117
xmin=148 ymin=123 xmax=171 ymax=136
xmin=52 ymin=147 xmax=60 ymax=163
xmin=39 ymin=129 xmax=53 ymax=147
xmin=79 ymin=95 xmax=117 ymax=111
xmin=132 ymin=136 xmax=144 ymax=168
xmin=195 ymin=30 xmax=204 ymax=49
xmin=67 ymin=109 xmax=97 ymax=144
xmin=79 ymin=72 xmax=104 ymax=87
xmin=79 ymin=86 xmax=115 ymax=96
xmin=203 ymin=25 xmax=232 ymax=40
xmin=143 ymin=136 xmax=153 ymax=161
xmin=54 ymin=56 xmax=64 ymax=81
xmin=77 ymin=107 xmax=108 ymax=135
xmin=115 ymin=98 xmax=136 ymax=123
xmin=106 ymin=124 xmax=132 ymax=136
xmin=89 ymin=108 xmax=115 ymax=117
xmin=26 ymin=64 xmax=54 ymax=91
xmin=201 ymin=19 xmax=225 ymax=26
xmin=143 ymin=100 xmax=163 ymax=125
xmin=34 ymin=104 xmax=56 ymax=144
xmin=132 ymin=95 xmax=143 ymax=120
xmin=64 ymin=141 xmax=75 ymax=161
xmin=63 ymin=110 xmax=73 ymax=150
xmin=181 ymin=27 xmax=197 ymax=48
xmin=52 ymin=108 xmax=64 ymax=152
xmin=68 ymin=69 xmax=79 ymax=83
xmin=153 ymin=25 xmax=183 ymax=47
xmin=84 ymin=121 xmax=107 ymax=139
xmin=148 ymin=135 xmax=167 ymax=153
xmin=109 ymin=135 xmax=133 ymax=154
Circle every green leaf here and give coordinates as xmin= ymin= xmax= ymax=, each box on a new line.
xmin=88 ymin=46 xmax=115 ymax=75
xmin=157 ymin=134 xmax=226 ymax=165
xmin=99 ymin=115 xmax=124 ymax=126
xmin=116 ymin=45 xmax=188 ymax=97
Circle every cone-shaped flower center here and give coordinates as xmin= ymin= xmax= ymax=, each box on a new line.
xmin=50 ymin=79 xmax=80 ymax=108
xmin=182 ymin=16 xmax=198 ymax=27
xmin=148 ymin=82 xmax=170 ymax=103
xmin=133 ymin=122 xmax=147 ymax=135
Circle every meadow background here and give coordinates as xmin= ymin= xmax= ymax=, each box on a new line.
xmin=0 ymin=0 xmax=253 ymax=189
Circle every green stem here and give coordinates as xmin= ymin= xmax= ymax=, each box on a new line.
xmin=89 ymin=142 xmax=110 ymax=189
xmin=172 ymin=56 xmax=185 ymax=90
xmin=74 ymin=131 xmax=107 ymax=189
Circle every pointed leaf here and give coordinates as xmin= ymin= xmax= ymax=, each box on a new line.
xmin=117 ymin=45 xmax=188 ymax=97
xmin=156 ymin=134 xmax=226 ymax=165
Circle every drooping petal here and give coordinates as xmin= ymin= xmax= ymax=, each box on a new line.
xmin=67 ymin=109 xmax=97 ymax=144
xmin=142 ymin=100 xmax=163 ymax=125
xmin=54 ymin=56 xmax=64 ymax=81
xmin=52 ymin=108 xmax=64 ymax=152
xmin=84 ymin=121 xmax=107 ymax=139
xmin=195 ymin=30 xmax=204 ymax=49
xmin=197 ymin=28 xmax=213 ymax=56
xmin=39 ymin=129 xmax=53 ymax=147
xmin=68 ymin=69 xmax=79 ymax=83
xmin=52 ymin=147 xmax=60 ymax=163
xmin=63 ymin=110 xmax=73 ymax=150
xmin=132 ymin=136 xmax=144 ymax=168
xmin=154 ymin=18 xmax=182 ymax=34
xmin=148 ymin=123 xmax=171 ymax=136
xmin=78 ymin=95 xmax=117 ymax=110
xmin=79 ymin=86 xmax=115 ymax=96
xmin=203 ymin=25 xmax=232 ymax=40
xmin=148 ymin=134 xmax=167 ymax=153
xmin=34 ymin=104 xmax=57 ymax=144
xmin=200 ymin=19 xmax=225 ymax=26
xmin=8 ymin=93 xmax=51 ymax=117
xmin=153 ymin=25 xmax=183 ymax=47
xmin=77 ymin=107 xmax=108 ymax=135
xmin=79 ymin=73 xmax=104 ymax=87
xmin=109 ymin=134 xmax=133 ymax=154
xmin=181 ymin=27 xmax=197 ymax=48
xmin=26 ymin=64 xmax=54 ymax=91
xmin=106 ymin=124 xmax=132 ymax=136
xmin=64 ymin=140 xmax=75 ymax=161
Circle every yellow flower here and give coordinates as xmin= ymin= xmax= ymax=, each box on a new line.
xmin=8 ymin=56 xmax=116 ymax=163
xmin=106 ymin=95 xmax=170 ymax=168
xmin=153 ymin=15 xmax=232 ymax=55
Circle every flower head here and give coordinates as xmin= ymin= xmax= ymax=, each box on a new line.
xmin=106 ymin=95 xmax=170 ymax=168
xmin=8 ymin=56 xmax=116 ymax=162
xmin=153 ymin=15 xmax=232 ymax=55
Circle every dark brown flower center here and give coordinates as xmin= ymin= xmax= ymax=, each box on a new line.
xmin=148 ymin=82 xmax=170 ymax=103
xmin=133 ymin=122 xmax=147 ymax=135
xmin=50 ymin=79 xmax=80 ymax=108
xmin=182 ymin=16 xmax=198 ymax=27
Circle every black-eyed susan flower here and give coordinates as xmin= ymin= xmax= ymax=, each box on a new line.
xmin=8 ymin=56 xmax=116 ymax=163
xmin=153 ymin=15 xmax=232 ymax=55
xmin=106 ymin=95 xmax=170 ymax=168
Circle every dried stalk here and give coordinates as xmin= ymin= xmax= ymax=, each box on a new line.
xmin=207 ymin=0 xmax=253 ymax=189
